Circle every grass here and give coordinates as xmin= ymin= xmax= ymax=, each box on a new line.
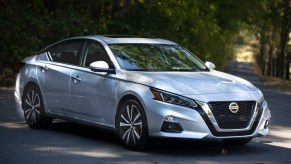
xmin=263 ymin=76 xmax=291 ymax=92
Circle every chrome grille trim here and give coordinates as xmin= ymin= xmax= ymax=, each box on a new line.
xmin=199 ymin=101 xmax=259 ymax=132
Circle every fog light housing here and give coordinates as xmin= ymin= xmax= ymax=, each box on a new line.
xmin=161 ymin=116 xmax=183 ymax=133
xmin=264 ymin=120 xmax=269 ymax=129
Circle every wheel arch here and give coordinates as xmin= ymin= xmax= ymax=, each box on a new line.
xmin=115 ymin=94 xmax=148 ymax=129
xmin=21 ymin=81 xmax=44 ymax=110
xmin=22 ymin=81 xmax=39 ymax=98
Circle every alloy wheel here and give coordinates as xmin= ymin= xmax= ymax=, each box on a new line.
xmin=119 ymin=104 xmax=143 ymax=145
xmin=22 ymin=85 xmax=52 ymax=129
xmin=116 ymin=99 xmax=150 ymax=150
xmin=24 ymin=89 xmax=41 ymax=125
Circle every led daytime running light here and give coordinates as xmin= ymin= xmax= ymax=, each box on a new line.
xmin=150 ymin=88 xmax=198 ymax=108
xmin=257 ymin=96 xmax=264 ymax=107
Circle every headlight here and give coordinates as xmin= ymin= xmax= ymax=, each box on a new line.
xmin=150 ymin=88 xmax=198 ymax=108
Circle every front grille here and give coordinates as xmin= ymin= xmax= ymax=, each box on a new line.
xmin=208 ymin=101 xmax=256 ymax=129
xmin=197 ymin=104 xmax=262 ymax=137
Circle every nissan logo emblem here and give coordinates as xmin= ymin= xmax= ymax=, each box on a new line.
xmin=229 ymin=102 xmax=239 ymax=113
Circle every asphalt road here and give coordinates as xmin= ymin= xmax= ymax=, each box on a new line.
xmin=1 ymin=61 xmax=291 ymax=164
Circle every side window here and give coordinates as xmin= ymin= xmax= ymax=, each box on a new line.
xmin=47 ymin=40 xmax=83 ymax=65
xmin=82 ymin=41 xmax=113 ymax=68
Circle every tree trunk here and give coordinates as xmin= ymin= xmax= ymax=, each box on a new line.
xmin=259 ymin=31 xmax=269 ymax=76
xmin=279 ymin=0 xmax=291 ymax=79
xmin=268 ymin=42 xmax=274 ymax=76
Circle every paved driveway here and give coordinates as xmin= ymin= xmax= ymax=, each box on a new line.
xmin=0 ymin=61 xmax=291 ymax=164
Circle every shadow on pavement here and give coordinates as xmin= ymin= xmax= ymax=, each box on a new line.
xmin=0 ymin=61 xmax=291 ymax=163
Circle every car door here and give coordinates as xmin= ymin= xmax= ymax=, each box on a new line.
xmin=37 ymin=39 xmax=84 ymax=114
xmin=69 ymin=40 xmax=116 ymax=124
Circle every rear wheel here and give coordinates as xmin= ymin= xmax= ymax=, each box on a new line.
xmin=223 ymin=138 xmax=252 ymax=145
xmin=22 ymin=84 xmax=52 ymax=129
xmin=116 ymin=99 xmax=150 ymax=150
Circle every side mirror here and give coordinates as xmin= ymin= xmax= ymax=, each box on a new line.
xmin=205 ymin=61 xmax=215 ymax=70
xmin=89 ymin=61 xmax=115 ymax=73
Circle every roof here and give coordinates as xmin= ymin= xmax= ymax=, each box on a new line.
xmin=39 ymin=35 xmax=179 ymax=53
xmin=93 ymin=35 xmax=178 ymax=45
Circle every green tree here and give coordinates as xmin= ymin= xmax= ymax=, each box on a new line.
xmin=0 ymin=0 xmax=257 ymax=86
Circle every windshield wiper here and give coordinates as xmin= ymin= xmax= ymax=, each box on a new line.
xmin=170 ymin=67 xmax=193 ymax=71
xmin=126 ymin=69 xmax=149 ymax=71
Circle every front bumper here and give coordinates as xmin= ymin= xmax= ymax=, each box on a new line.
xmin=147 ymin=99 xmax=271 ymax=139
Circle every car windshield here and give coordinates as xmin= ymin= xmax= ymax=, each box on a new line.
xmin=109 ymin=44 xmax=208 ymax=71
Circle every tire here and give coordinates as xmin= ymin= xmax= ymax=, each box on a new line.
xmin=116 ymin=99 xmax=150 ymax=150
xmin=22 ymin=84 xmax=52 ymax=129
xmin=223 ymin=138 xmax=252 ymax=145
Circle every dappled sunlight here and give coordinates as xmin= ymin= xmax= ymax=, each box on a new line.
xmin=266 ymin=140 xmax=291 ymax=149
xmin=264 ymin=126 xmax=291 ymax=149
xmin=0 ymin=122 xmax=26 ymax=129
xmin=33 ymin=146 xmax=121 ymax=158
xmin=270 ymin=127 xmax=291 ymax=140
xmin=235 ymin=45 xmax=256 ymax=63
xmin=234 ymin=30 xmax=258 ymax=64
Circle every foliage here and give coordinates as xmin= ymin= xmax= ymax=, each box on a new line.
xmin=243 ymin=0 xmax=291 ymax=79
xmin=0 ymin=0 xmax=289 ymax=86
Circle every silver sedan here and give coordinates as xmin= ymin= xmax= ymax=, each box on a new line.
xmin=15 ymin=35 xmax=271 ymax=150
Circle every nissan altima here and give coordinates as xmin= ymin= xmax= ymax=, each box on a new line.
xmin=15 ymin=35 xmax=271 ymax=150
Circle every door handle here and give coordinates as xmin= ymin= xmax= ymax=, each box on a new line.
xmin=71 ymin=75 xmax=82 ymax=83
xmin=40 ymin=65 xmax=48 ymax=72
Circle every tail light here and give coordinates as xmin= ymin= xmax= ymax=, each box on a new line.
xmin=16 ymin=62 xmax=25 ymax=72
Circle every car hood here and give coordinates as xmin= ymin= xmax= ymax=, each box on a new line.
xmin=125 ymin=70 xmax=261 ymax=96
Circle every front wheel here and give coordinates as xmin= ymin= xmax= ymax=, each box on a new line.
xmin=22 ymin=84 xmax=52 ymax=129
xmin=223 ymin=138 xmax=252 ymax=145
xmin=116 ymin=99 xmax=150 ymax=150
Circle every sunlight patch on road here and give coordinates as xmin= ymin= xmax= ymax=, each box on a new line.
xmin=33 ymin=147 xmax=120 ymax=158
xmin=0 ymin=122 xmax=26 ymax=129
xmin=265 ymin=126 xmax=291 ymax=149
